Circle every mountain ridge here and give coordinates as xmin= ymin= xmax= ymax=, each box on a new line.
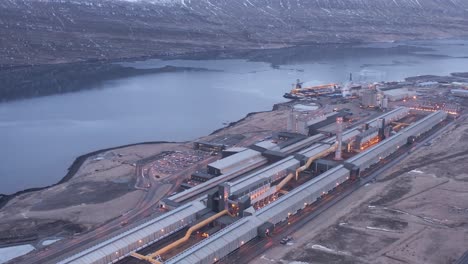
xmin=1 ymin=0 xmax=467 ymax=67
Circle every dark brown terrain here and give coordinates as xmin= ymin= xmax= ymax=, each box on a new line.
xmin=1 ymin=0 xmax=467 ymax=67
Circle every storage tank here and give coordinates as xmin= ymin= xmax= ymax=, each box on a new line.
xmin=382 ymin=97 xmax=389 ymax=109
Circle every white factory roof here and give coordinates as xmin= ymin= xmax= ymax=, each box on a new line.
xmin=254 ymin=140 xmax=278 ymax=150
xmin=451 ymin=89 xmax=468 ymax=97
xmin=384 ymin=88 xmax=416 ymax=95
xmin=169 ymin=157 xmax=268 ymax=203
xmin=400 ymin=111 xmax=446 ymax=134
xmin=58 ymin=201 xmax=206 ymax=264
xmin=297 ymin=127 xmax=360 ymax=158
xmin=230 ymin=157 xmax=300 ymax=194
xmin=365 ymin=106 xmax=409 ymax=127
xmin=383 ymin=88 xmax=417 ymax=100
xmin=255 ymin=165 xmax=349 ymax=221
xmin=341 ymin=127 xmax=362 ymax=142
xmin=451 ymin=82 xmax=468 ymax=86
xmin=349 ymin=111 xmax=446 ymax=166
xmin=224 ymin=147 xmax=247 ymax=153
xmin=166 ymin=217 xmax=262 ymax=264
xmin=299 ymin=143 xmax=332 ymax=158
xmin=208 ymin=149 xmax=261 ymax=171
xmin=281 ymin=134 xmax=325 ymax=153
xmin=347 ymin=133 xmax=404 ymax=166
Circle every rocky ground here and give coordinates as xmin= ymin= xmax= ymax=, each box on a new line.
xmin=0 ymin=142 xmax=183 ymax=246
xmin=0 ymin=0 xmax=467 ymax=68
xmin=251 ymin=109 xmax=468 ymax=264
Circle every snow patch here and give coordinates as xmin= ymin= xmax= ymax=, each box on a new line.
xmin=410 ymin=169 xmax=424 ymax=174
xmin=0 ymin=244 xmax=35 ymax=263
xmin=42 ymin=238 xmax=61 ymax=246
xmin=311 ymin=244 xmax=351 ymax=256
xmin=366 ymin=226 xmax=395 ymax=232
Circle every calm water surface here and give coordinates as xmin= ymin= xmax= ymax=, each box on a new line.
xmin=1 ymin=39 xmax=468 ymax=194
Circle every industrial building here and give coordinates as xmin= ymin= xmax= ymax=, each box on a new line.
xmin=451 ymin=89 xmax=468 ymax=98
xmin=191 ymin=172 xmax=215 ymax=183
xmin=346 ymin=110 xmax=447 ymax=174
xmin=352 ymin=127 xmax=379 ymax=151
xmin=164 ymin=111 xmax=446 ymax=264
xmin=365 ymin=106 xmax=410 ymax=129
xmin=193 ymin=141 xmax=225 ymax=152
xmin=207 ymin=149 xmax=263 ymax=176
xmin=361 ymin=89 xmax=378 ymax=107
xmin=57 ymin=107 xmax=448 ymax=264
xmin=307 ymin=111 xmax=351 ymax=135
xmin=383 ymin=88 xmax=417 ymax=101
xmin=57 ymin=201 xmax=207 ymax=264
xmin=161 ymin=134 xmax=322 ymax=208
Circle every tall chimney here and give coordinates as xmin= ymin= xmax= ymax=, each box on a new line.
xmin=379 ymin=118 xmax=385 ymax=140
xmin=335 ymin=117 xmax=343 ymax=160
xmin=287 ymin=109 xmax=295 ymax=132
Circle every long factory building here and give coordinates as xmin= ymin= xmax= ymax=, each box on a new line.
xmin=56 ymin=108 xmax=447 ymax=264
xmin=161 ymin=134 xmax=326 ymax=208
xmin=224 ymin=127 xmax=361 ymax=206
xmin=164 ymin=105 xmax=408 ymax=208
xmin=365 ymin=106 xmax=410 ymax=128
xmin=57 ymin=201 xmax=207 ymax=264
xmin=165 ymin=110 xmax=447 ymax=264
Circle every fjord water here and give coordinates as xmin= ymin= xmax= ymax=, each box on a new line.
xmin=1 ymin=39 xmax=468 ymax=194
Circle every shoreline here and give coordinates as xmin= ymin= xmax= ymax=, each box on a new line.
xmin=0 ymin=103 xmax=287 ymax=209
xmin=2 ymin=35 xmax=468 ymax=70
xmin=0 ymin=141 xmax=177 ymax=209
xmin=0 ymin=64 xmax=220 ymax=103
xmin=2 ymin=37 xmax=466 ymax=104
xmin=2 ymin=66 xmax=467 ymax=207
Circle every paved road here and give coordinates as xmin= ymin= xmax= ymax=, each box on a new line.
xmin=220 ymin=117 xmax=456 ymax=264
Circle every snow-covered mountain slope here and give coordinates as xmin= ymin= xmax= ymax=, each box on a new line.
xmin=0 ymin=0 xmax=467 ymax=66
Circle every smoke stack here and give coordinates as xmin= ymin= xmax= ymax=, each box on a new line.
xmin=335 ymin=117 xmax=343 ymax=160
xmin=379 ymin=118 xmax=385 ymax=140
xmin=287 ymin=109 xmax=295 ymax=132
xmin=219 ymin=183 xmax=231 ymax=211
